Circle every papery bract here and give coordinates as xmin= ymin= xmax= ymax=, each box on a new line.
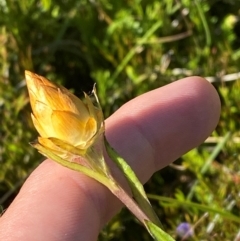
xmin=25 ymin=71 xmax=103 ymax=156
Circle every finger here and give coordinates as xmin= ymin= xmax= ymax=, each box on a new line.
xmin=106 ymin=76 xmax=220 ymax=182
xmin=0 ymin=77 xmax=220 ymax=241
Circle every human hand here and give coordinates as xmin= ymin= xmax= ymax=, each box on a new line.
xmin=0 ymin=77 xmax=220 ymax=241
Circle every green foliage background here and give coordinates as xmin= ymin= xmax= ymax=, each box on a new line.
xmin=0 ymin=0 xmax=240 ymax=240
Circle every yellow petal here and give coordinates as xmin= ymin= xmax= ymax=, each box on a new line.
xmin=31 ymin=113 xmax=49 ymax=137
xmin=48 ymin=137 xmax=86 ymax=156
xmin=26 ymin=71 xmax=88 ymax=117
xmin=25 ymin=70 xmax=57 ymax=89
xmin=84 ymin=91 xmax=103 ymax=130
xmin=33 ymin=100 xmax=52 ymax=118
xmin=38 ymin=137 xmax=70 ymax=159
xmin=59 ymin=88 xmax=93 ymax=119
xmin=31 ymin=101 xmax=55 ymax=137
xmin=51 ymin=110 xmax=94 ymax=146
xmin=26 ymin=71 xmax=104 ymax=153
xmin=83 ymin=117 xmax=97 ymax=143
xmin=74 ymin=117 xmax=98 ymax=149
xmin=57 ymin=88 xmax=90 ymax=118
xmin=84 ymin=94 xmax=97 ymax=118
xmin=26 ymin=71 xmax=100 ymax=124
xmin=25 ymin=71 xmax=56 ymax=102
xmin=37 ymin=85 xmax=70 ymax=111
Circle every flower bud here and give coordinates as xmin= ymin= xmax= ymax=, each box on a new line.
xmin=25 ymin=71 xmax=103 ymax=156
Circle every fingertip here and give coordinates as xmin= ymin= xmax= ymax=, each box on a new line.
xmin=178 ymin=76 xmax=221 ymax=137
xmin=106 ymin=76 xmax=221 ymax=177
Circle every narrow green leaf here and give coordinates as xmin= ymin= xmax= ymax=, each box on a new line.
xmin=111 ymin=20 xmax=162 ymax=81
xmin=194 ymin=0 xmax=211 ymax=46
xmin=148 ymin=194 xmax=240 ymax=223
xmin=187 ymin=132 xmax=231 ymax=200
xmin=105 ymin=137 xmax=161 ymax=226
xmin=145 ymin=220 xmax=175 ymax=241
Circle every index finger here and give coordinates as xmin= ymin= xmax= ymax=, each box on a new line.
xmin=0 ymin=77 xmax=220 ymax=241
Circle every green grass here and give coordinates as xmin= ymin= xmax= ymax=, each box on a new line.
xmin=1 ymin=0 xmax=240 ymax=240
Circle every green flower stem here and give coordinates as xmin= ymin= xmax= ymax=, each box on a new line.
xmin=104 ymin=137 xmax=162 ymax=227
xmin=32 ymin=142 xmax=112 ymax=189
xmin=84 ymin=147 xmax=154 ymax=225
xmin=32 ymin=140 xmax=175 ymax=240
xmin=104 ymin=137 xmax=176 ymax=240
xmin=33 ymin=141 xmax=151 ymax=225
xmin=109 ymin=176 xmax=175 ymax=241
xmin=108 ymin=177 xmax=151 ymax=225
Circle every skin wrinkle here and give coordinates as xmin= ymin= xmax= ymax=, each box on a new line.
xmin=124 ymin=115 xmax=156 ymax=178
xmin=113 ymin=77 xmax=220 ymax=171
xmin=68 ymin=166 xmax=109 ymax=229
xmin=60 ymin=157 xmax=124 ymax=234
xmin=105 ymin=118 xmax=156 ymax=184
xmin=23 ymin=161 xmax=104 ymax=241
xmin=62 ymin=175 xmax=102 ymax=240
